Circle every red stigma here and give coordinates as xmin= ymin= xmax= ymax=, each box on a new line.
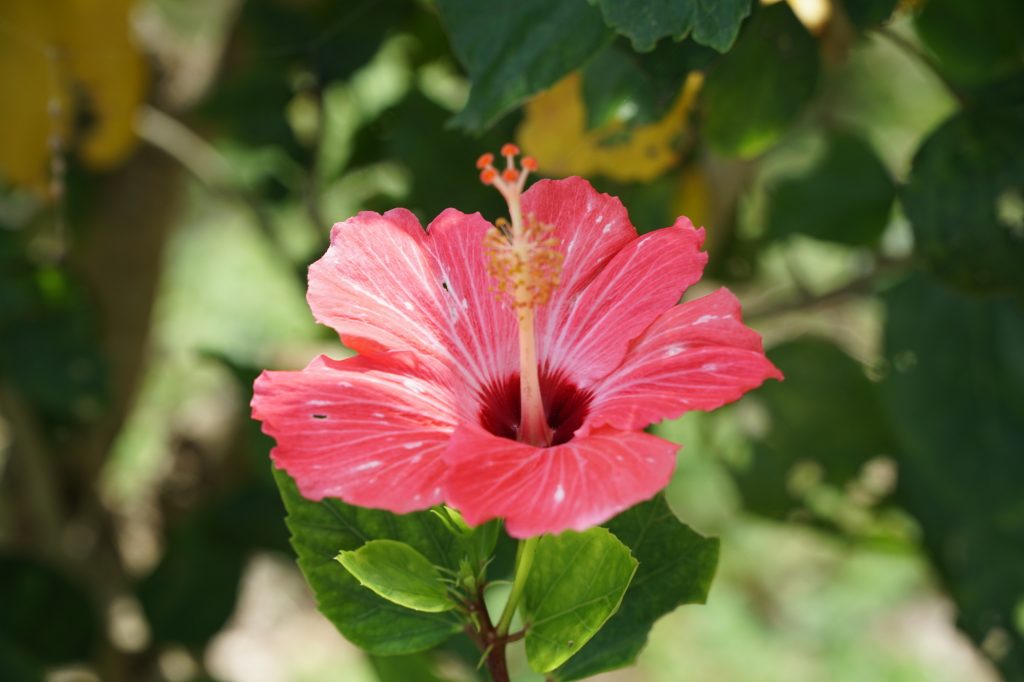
xmin=475 ymin=144 xmax=537 ymax=191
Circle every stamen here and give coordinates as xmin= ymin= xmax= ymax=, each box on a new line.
xmin=477 ymin=144 xmax=563 ymax=447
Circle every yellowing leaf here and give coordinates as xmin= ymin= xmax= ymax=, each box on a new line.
xmin=65 ymin=0 xmax=147 ymax=169
xmin=0 ymin=0 xmax=147 ymax=191
xmin=671 ymin=163 xmax=712 ymax=233
xmin=517 ymin=71 xmax=703 ymax=183
xmin=0 ymin=1 xmax=67 ymax=190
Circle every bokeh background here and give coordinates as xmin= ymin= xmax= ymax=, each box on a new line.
xmin=1 ymin=0 xmax=1022 ymax=681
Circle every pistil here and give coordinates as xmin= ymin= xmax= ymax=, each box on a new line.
xmin=479 ymin=145 xmax=562 ymax=447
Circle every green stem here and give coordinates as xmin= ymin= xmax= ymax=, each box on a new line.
xmin=496 ymin=536 xmax=539 ymax=636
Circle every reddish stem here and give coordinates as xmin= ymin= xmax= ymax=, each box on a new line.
xmin=466 ymin=586 xmax=511 ymax=682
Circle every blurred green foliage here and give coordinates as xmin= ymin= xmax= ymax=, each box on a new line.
xmin=0 ymin=0 xmax=1022 ymax=680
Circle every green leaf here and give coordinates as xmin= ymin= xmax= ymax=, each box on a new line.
xmin=436 ymin=0 xmax=613 ymax=133
xmin=914 ymin=0 xmax=1024 ymax=86
xmin=373 ymin=90 xmax=512 ymax=222
xmin=0 ymin=554 xmax=98 ymax=665
xmin=0 ymin=266 xmax=108 ymax=423
xmin=881 ymin=274 xmax=1024 ymax=679
xmin=466 ymin=518 xmax=501 ymax=569
xmin=734 ymin=338 xmax=897 ymax=519
xmin=902 ymin=107 xmax=1024 ymax=294
xmin=590 ymin=0 xmax=752 ymax=53
xmin=0 ymin=638 xmax=41 ymax=682
xmin=198 ymin=0 xmax=415 ymax=151
xmin=701 ymin=3 xmax=820 ymax=158
xmin=521 ymin=528 xmax=637 ymax=673
xmin=581 ymin=40 xmax=716 ymax=130
xmin=137 ymin=527 xmax=246 ymax=648
xmin=369 ymin=652 xmax=452 ymax=682
xmin=274 ymin=469 xmax=463 ymax=655
xmin=581 ymin=45 xmax=662 ymax=130
xmin=767 ymin=132 xmax=895 ymax=245
xmin=838 ymin=0 xmax=898 ymax=30
xmin=552 ymin=495 xmax=718 ymax=681
xmin=337 ymin=540 xmax=454 ymax=613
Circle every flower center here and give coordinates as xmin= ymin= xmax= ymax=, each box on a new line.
xmin=479 ymin=144 xmax=564 ymax=447
xmin=477 ymin=369 xmax=593 ymax=447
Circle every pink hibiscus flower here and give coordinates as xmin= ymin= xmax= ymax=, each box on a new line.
xmin=252 ymin=146 xmax=781 ymax=538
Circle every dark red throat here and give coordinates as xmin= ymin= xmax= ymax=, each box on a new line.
xmin=477 ymin=368 xmax=593 ymax=446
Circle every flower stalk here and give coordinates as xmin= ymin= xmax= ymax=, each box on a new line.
xmin=464 ymin=535 xmax=538 ymax=682
xmin=496 ymin=535 xmax=539 ymax=637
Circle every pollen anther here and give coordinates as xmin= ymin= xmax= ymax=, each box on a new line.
xmin=485 ymin=214 xmax=563 ymax=310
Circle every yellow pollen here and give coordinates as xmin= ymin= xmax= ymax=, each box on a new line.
xmin=485 ymin=214 xmax=564 ymax=309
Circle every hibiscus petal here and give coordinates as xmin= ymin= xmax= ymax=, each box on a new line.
xmin=586 ymin=288 xmax=783 ymax=432
xmin=307 ymin=208 xmax=520 ymax=402
xmin=252 ymin=355 xmax=458 ymax=513
xmin=423 ymin=208 xmax=518 ymax=396
xmin=308 ymin=209 xmax=451 ymax=363
xmin=521 ymin=177 xmax=636 ymax=302
xmin=541 ymin=216 xmax=708 ymax=384
xmin=443 ymin=423 xmax=679 ymax=538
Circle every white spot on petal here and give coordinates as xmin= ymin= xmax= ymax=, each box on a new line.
xmin=402 ymin=441 xmax=423 ymax=449
xmin=702 ymin=363 xmax=719 ymax=372
xmin=693 ymin=314 xmax=720 ymax=326
xmin=404 ymin=301 xmax=414 ymax=312
xmin=353 ymin=460 xmax=381 ymax=472
xmin=665 ymin=344 xmax=685 ymax=357
xmin=554 ymin=484 xmax=565 ymax=504
xmin=372 ymin=412 xmax=385 ymax=418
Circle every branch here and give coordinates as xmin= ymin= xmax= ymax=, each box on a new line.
xmin=134 ymin=105 xmax=283 ymax=250
xmin=745 ymin=256 xmax=912 ymax=321
xmin=0 ymin=386 xmax=64 ymax=556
